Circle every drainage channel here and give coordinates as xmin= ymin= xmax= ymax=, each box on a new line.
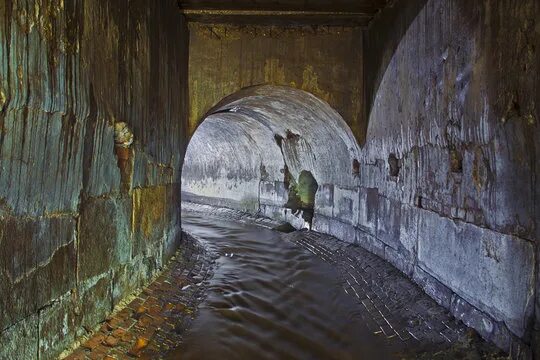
xmin=172 ymin=212 xmax=410 ymax=359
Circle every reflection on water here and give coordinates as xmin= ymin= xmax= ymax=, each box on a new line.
xmin=168 ymin=212 xmax=399 ymax=360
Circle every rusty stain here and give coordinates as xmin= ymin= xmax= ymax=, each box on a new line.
xmin=17 ymin=64 xmax=23 ymax=89
xmin=0 ymin=89 xmax=6 ymax=110
xmin=301 ymin=65 xmax=332 ymax=103
xmin=263 ymin=58 xmax=287 ymax=84
xmin=472 ymin=147 xmax=488 ymax=191
xmin=16 ymin=6 xmax=30 ymax=33
xmin=190 ymin=23 xmax=353 ymax=39
xmin=449 ymin=148 xmax=463 ymax=173
xmin=132 ymin=186 xmax=168 ymax=239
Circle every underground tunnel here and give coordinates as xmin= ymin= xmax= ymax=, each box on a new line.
xmin=182 ymin=85 xmax=360 ymax=230
xmin=0 ymin=0 xmax=538 ymax=359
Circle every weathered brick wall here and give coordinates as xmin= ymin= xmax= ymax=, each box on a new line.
xmin=0 ymin=0 xmax=188 ymax=358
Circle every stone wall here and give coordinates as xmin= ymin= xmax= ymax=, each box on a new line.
xmin=187 ymin=23 xmax=365 ymax=143
xmin=350 ymin=0 xmax=539 ymax=354
xmin=0 ymin=0 xmax=188 ymax=358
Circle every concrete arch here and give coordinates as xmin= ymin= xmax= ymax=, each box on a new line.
xmin=181 ymin=85 xmax=361 ymax=227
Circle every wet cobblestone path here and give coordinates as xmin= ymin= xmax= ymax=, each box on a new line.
xmin=65 ymin=234 xmax=215 ymax=360
xmin=65 ymin=207 xmax=503 ymax=359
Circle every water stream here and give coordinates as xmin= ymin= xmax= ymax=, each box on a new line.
xmin=168 ymin=212 xmax=400 ymax=359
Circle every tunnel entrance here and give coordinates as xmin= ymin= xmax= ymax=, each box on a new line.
xmin=181 ymin=85 xmax=360 ymax=229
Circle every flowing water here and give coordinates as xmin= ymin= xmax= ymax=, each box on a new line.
xmin=169 ymin=212 xmax=400 ymax=360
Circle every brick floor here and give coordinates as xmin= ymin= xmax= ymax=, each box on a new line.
xmin=282 ymin=230 xmax=505 ymax=358
xmin=64 ymin=235 xmax=213 ymax=360
xmin=285 ymin=232 xmax=458 ymax=349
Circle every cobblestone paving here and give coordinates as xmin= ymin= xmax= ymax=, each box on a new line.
xmin=64 ymin=235 xmax=214 ymax=360
xmin=282 ymin=231 xmax=505 ymax=358
xmin=284 ymin=232 xmax=461 ymax=351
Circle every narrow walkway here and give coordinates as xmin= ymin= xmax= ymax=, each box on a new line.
xmin=65 ymin=235 xmax=214 ymax=360
xmin=64 ymin=205 xmax=503 ymax=359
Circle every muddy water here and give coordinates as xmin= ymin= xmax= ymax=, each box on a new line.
xmin=169 ymin=212 xmax=400 ymax=360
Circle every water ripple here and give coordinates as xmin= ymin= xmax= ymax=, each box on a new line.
xmin=167 ymin=213 xmax=398 ymax=359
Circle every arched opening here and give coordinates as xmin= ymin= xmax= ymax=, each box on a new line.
xmin=181 ymin=85 xmax=360 ymax=229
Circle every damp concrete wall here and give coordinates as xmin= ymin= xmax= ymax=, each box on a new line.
xmin=182 ymin=113 xmax=279 ymax=212
xmin=0 ymin=1 xmax=188 ymax=358
xmin=355 ymin=0 xmax=539 ymax=355
xmin=187 ymin=23 xmax=366 ymax=143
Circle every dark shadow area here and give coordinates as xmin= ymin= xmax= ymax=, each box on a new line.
xmin=362 ymin=0 xmax=428 ymax=145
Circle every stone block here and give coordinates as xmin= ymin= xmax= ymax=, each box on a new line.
xmin=450 ymin=295 xmax=495 ymax=343
xmin=418 ymin=209 xmax=535 ymax=337
xmin=336 ymin=196 xmax=354 ymax=223
xmin=0 ymin=110 xmax=84 ymax=216
xmin=38 ymin=293 xmax=80 ymax=360
xmin=275 ymin=181 xmax=289 ymax=205
xmin=355 ymin=228 xmax=385 ymax=258
xmin=334 ymin=186 xmax=359 ymax=225
xmin=385 ymin=246 xmax=414 ymax=276
xmin=312 ymin=213 xmax=331 ymax=234
xmin=315 ymin=183 xmax=334 ymax=217
xmin=413 ymin=266 xmax=453 ymax=309
xmin=112 ymin=262 xmax=145 ymax=308
xmin=162 ymin=222 xmax=182 ymax=263
xmin=259 ymin=204 xmax=285 ymax=222
xmin=0 ymin=313 xmax=38 ymax=360
xmin=133 ymin=151 xmax=175 ymax=189
xmin=78 ymin=196 xmax=132 ymax=281
xmin=357 ymin=187 xmax=378 ymax=235
xmin=111 ymin=254 xmax=165 ymax=310
xmin=327 ymin=217 xmax=356 ymax=243
xmin=132 ymin=185 xmax=176 ymax=256
xmin=0 ymin=215 xmax=76 ymax=330
xmin=376 ymin=195 xmax=401 ymax=249
xmin=398 ymin=204 xmax=418 ymax=256
xmin=259 ymin=181 xmax=287 ymax=207
xmin=79 ymin=275 xmax=113 ymax=333
xmin=83 ymin=119 xmax=121 ymax=197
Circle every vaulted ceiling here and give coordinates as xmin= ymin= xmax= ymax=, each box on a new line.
xmin=178 ymin=0 xmax=392 ymax=26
